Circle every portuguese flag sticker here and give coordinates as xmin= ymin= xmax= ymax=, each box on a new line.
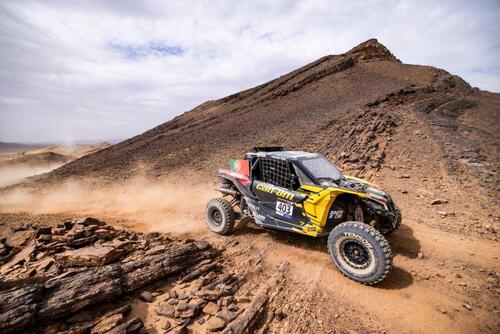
xmin=229 ymin=159 xmax=250 ymax=176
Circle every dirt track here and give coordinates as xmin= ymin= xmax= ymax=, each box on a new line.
xmin=1 ymin=183 xmax=497 ymax=334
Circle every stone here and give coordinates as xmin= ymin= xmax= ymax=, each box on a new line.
xmin=438 ymin=211 xmax=447 ymax=217
xmin=0 ymin=243 xmax=8 ymax=257
xmin=177 ymin=291 xmax=189 ymax=300
xmin=36 ymin=257 xmax=55 ymax=272
xmin=485 ymin=225 xmax=497 ymax=234
xmin=196 ymin=289 xmax=223 ymax=300
xmin=6 ymin=230 xmax=34 ymax=247
xmin=462 ymin=303 xmax=473 ymax=311
xmin=203 ymin=302 xmax=219 ymax=316
xmin=216 ymin=309 xmax=239 ymax=322
xmin=227 ymin=303 xmax=239 ymax=311
xmin=146 ymin=232 xmax=160 ymax=240
xmin=145 ymin=245 xmax=166 ymax=255
xmin=206 ymin=316 xmax=226 ymax=332
xmin=235 ymin=295 xmax=251 ymax=303
xmin=91 ymin=313 xmax=123 ymax=334
xmin=156 ymin=303 xmax=175 ymax=318
xmin=107 ymin=317 xmax=143 ymax=334
xmin=219 ymin=296 xmax=234 ymax=307
xmin=38 ymin=234 xmax=52 ymax=242
xmin=167 ymin=298 xmax=179 ymax=305
xmin=194 ymin=240 xmax=210 ymax=251
xmin=73 ymin=217 xmax=105 ymax=226
xmin=36 ymin=227 xmax=52 ymax=237
xmin=190 ymin=298 xmax=207 ymax=309
xmin=1 ymin=240 xmax=36 ymax=273
xmin=431 ymin=198 xmax=448 ymax=205
xmin=52 ymin=227 xmax=66 ymax=235
xmin=55 ymin=240 xmax=130 ymax=267
xmin=139 ymin=291 xmax=153 ymax=302
xmin=417 ymin=252 xmax=424 ymax=259
xmin=176 ymin=303 xmax=198 ymax=318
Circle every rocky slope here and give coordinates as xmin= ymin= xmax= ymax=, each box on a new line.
xmin=1 ymin=215 xmax=360 ymax=334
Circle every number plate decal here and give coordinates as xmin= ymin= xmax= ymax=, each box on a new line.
xmin=276 ymin=201 xmax=293 ymax=218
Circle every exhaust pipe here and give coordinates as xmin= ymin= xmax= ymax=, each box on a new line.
xmin=215 ymin=188 xmax=239 ymax=196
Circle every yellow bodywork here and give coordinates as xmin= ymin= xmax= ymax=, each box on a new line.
xmin=291 ymin=177 xmax=370 ymax=237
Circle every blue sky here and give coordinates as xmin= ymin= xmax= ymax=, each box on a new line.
xmin=0 ymin=0 xmax=499 ymax=143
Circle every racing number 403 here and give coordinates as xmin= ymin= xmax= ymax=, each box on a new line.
xmin=276 ymin=201 xmax=293 ymax=217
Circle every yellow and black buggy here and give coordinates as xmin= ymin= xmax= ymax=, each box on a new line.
xmin=205 ymin=147 xmax=401 ymax=284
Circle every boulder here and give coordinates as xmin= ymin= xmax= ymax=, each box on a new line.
xmin=206 ymin=316 xmax=226 ymax=332
xmin=216 ymin=309 xmax=239 ymax=322
xmin=156 ymin=303 xmax=175 ymax=318
xmin=55 ymin=240 xmax=131 ymax=267
xmin=139 ymin=291 xmax=153 ymax=302
xmin=203 ymin=302 xmax=219 ymax=315
xmin=73 ymin=217 xmax=105 ymax=226
xmin=6 ymin=230 xmax=34 ymax=248
xmin=91 ymin=313 xmax=124 ymax=334
xmin=1 ymin=240 xmax=36 ymax=273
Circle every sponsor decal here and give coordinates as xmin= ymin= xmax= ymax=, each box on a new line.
xmin=329 ymin=210 xmax=344 ymax=219
xmin=255 ymin=183 xmax=295 ymax=201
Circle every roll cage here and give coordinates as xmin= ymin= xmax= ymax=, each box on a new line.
xmin=245 ymin=152 xmax=341 ymax=191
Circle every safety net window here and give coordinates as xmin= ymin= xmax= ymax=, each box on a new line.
xmin=259 ymin=158 xmax=297 ymax=190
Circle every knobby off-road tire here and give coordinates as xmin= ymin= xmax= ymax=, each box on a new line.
xmin=328 ymin=222 xmax=392 ymax=285
xmin=205 ymin=197 xmax=235 ymax=235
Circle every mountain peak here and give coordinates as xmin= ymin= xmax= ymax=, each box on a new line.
xmin=345 ymin=38 xmax=401 ymax=63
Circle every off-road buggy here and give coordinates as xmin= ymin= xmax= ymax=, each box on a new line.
xmin=205 ymin=147 xmax=401 ymax=284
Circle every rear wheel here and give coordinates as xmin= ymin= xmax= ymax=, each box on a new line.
xmin=327 ymin=222 xmax=391 ymax=284
xmin=205 ymin=198 xmax=235 ymax=235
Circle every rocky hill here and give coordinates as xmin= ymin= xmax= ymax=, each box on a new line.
xmin=41 ymin=39 xmax=498 ymax=193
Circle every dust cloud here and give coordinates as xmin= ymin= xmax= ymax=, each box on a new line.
xmin=0 ymin=175 xmax=218 ymax=235
xmin=0 ymin=164 xmax=65 ymax=188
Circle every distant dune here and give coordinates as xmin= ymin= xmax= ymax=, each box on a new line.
xmin=0 ymin=142 xmax=111 ymax=187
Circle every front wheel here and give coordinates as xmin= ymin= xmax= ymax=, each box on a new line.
xmin=205 ymin=198 xmax=235 ymax=235
xmin=327 ymin=222 xmax=392 ymax=285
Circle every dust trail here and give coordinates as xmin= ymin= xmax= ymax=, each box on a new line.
xmin=0 ymin=175 xmax=219 ymax=234
xmin=0 ymin=164 xmax=65 ymax=187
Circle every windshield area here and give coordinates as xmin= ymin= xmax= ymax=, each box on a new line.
xmin=301 ymin=156 xmax=343 ymax=182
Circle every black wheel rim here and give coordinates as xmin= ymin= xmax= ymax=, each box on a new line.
xmin=340 ymin=239 xmax=371 ymax=269
xmin=210 ymin=208 xmax=223 ymax=226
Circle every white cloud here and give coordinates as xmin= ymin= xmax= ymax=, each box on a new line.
xmin=0 ymin=0 xmax=499 ymax=142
